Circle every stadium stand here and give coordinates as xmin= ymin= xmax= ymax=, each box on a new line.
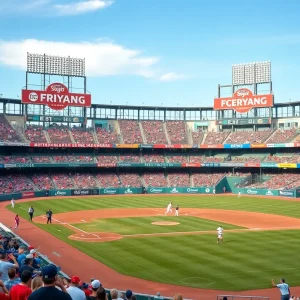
xmin=142 ymin=121 xmax=168 ymax=144
xmin=225 ymin=130 xmax=273 ymax=144
xmin=203 ymin=131 xmax=229 ymax=145
xmin=47 ymin=126 xmax=72 ymax=143
xmin=249 ymin=173 xmax=300 ymax=189
xmin=96 ymin=155 xmax=118 ymax=164
xmin=166 ymin=121 xmax=188 ymax=144
xmin=192 ymin=172 xmax=225 ymax=187
xmin=144 ymin=173 xmax=168 ymax=187
xmin=192 ymin=130 xmax=204 ymax=144
xmin=24 ymin=125 xmax=48 ymax=143
xmin=96 ymin=173 xmax=120 ymax=188
xmin=142 ymin=154 xmax=165 ymax=163
xmin=266 ymin=127 xmax=297 ymax=143
xmin=0 ymin=175 xmax=35 ymax=194
xmin=96 ymin=127 xmax=119 ymax=143
xmin=0 ymin=115 xmax=23 ymax=142
xmin=168 ymin=172 xmax=190 ymax=187
xmin=73 ymin=172 xmax=98 ymax=188
xmin=119 ymin=120 xmax=143 ymax=143
xmin=119 ymin=173 xmax=142 ymax=187
xmin=167 ymin=155 xmax=188 ymax=163
xmin=71 ymin=127 xmax=95 ymax=144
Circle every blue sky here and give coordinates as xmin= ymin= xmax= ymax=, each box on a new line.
xmin=0 ymin=0 xmax=299 ymax=107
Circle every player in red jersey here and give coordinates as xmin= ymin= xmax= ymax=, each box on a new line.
xmin=14 ymin=215 xmax=20 ymax=230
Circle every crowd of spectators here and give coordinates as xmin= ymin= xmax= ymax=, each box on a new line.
xmin=96 ymin=128 xmax=119 ymax=143
xmin=31 ymin=174 xmax=55 ymax=190
xmin=0 ymin=156 xmax=31 ymax=164
xmin=47 ymin=127 xmax=72 ymax=144
xmin=119 ymin=121 xmax=143 ymax=144
xmin=264 ymin=153 xmax=300 ymax=163
xmin=144 ymin=173 xmax=168 ymax=187
xmin=0 ymin=175 xmax=35 ymax=194
xmin=53 ymin=156 xmax=94 ymax=163
xmin=119 ymin=155 xmax=141 ymax=163
xmin=24 ymin=126 xmax=47 ymax=143
xmin=96 ymin=156 xmax=118 ymax=164
xmin=267 ymin=128 xmax=297 ymax=143
xmin=166 ymin=121 xmax=188 ymax=144
xmin=168 ymin=173 xmax=190 ymax=187
xmin=71 ymin=128 xmax=95 ymax=144
xmin=141 ymin=121 xmax=168 ymax=144
xmin=192 ymin=130 xmax=204 ymax=144
xmin=119 ymin=173 xmax=142 ymax=187
xmin=96 ymin=173 xmax=120 ymax=188
xmin=73 ymin=173 xmax=98 ymax=188
xmin=143 ymin=154 xmax=165 ymax=163
xmin=167 ymin=156 xmax=188 ymax=163
xmin=52 ymin=174 xmax=74 ymax=190
xmin=231 ymin=156 xmax=263 ymax=163
xmin=193 ymin=173 xmax=225 ymax=187
xmin=203 ymin=131 xmax=230 ymax=145
xmin=189 ymin=155 xmax=205 ymax=163
xmin=0 ymin=115 xmax=22 ymax=143
xmin=250 ymin=173 xmax=300 ymax=190
xmin=226 ymin=130 xmax=272 ymax=144
xmin=31 ymin=156 xmax=51 ymax=163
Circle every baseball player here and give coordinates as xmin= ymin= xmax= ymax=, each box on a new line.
xmin=175 ymin=205 xmax=179 ymax=216
xmin=165 ymin=202 xmax=173 ymax=215
xmin=238 ymin=191 xmax=241 ymax=198
xmin=217 ymin=226 xmax=224 ymax=244
xmin=14 ymin=214 xmax=20 ymax=230
xmin=11 ymin=198 xmax=15 ymax=209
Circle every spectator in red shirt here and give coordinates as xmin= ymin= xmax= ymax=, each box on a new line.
xmin=9 ymin=270 xmax=33 ymax=300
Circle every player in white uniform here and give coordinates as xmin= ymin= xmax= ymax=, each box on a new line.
xmin=11 ymin=198 xmax=15 ymax=209
xmin=175 ymin=205 xmax=179 ymax=216
xmin=213 ymin=188 xmax=215 ymax=195
xmin=238 ymin=191 xmax=241 ymax=198
xmin=217 ymin=226 xmax=224 ymax=244
xmin=165 ymin=202 xmax=173 ymax=215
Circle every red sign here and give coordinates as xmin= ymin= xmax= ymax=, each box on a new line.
xmin=22 ymin=83 xmax=91 ymax=110
xmin=214 ymin=88 xmax=273 ymax=113
xmin=22 ymin=192 xmax=35 ymax=198
xmin=30 ymin=143 xmax=112 ymax=148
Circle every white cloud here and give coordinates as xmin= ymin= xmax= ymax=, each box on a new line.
xmin=159 ymin=72 xmax=186 ymax=82
xmin=54 ymin=0 xmax=114 ymax=16
xmin=0 ymin=0 xmax=113 ymax=16
xmin=0 ymin=39 xmax=160 ymax=78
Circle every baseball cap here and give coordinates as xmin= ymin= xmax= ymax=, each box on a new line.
xmin=91 ymin=280 xmax=101 ymax=289
xmin=42 ymin=264 xmax=58 ymax=279
xmin=126 ymin=290 xmax=133 ymax=299
xmin=28 ymin=246 xmax=34 ymax=251
xmin=30 ymin=249 xmax=36 ymax=254
xmin=71 ymin=276 xmax=81 ymax=284
xmin=26 ymin=254 xmax=34 ymax=259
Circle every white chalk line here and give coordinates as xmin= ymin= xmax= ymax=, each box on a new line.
xmin=38 ymin=215 xmax=100 ymax=239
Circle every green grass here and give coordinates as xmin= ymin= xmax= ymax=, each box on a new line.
xmin=74 ymin=216 xmax=243 ymax=235
xmin=8 ymin=195 xmax=300 ymax=291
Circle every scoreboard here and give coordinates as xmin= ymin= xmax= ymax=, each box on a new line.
xmin=26 ymin=115 xmax=85 ymax=123
xmin=216 ymin=117 xmax=271 ymax=126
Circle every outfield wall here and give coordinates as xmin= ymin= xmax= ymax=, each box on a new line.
xmin=1 ymin=185 xmax=299 ymax=201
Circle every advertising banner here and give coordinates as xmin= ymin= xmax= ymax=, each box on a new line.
xmin=201 ymin=163 xmax=221 ymax=167
xmin=165 ymin=187 xmax=184 ymax=194
xmin=202 ymin=187 xmax=213 ymax=194
xmin=140 ymin=144 xmax=154 ymax=148
xmin=200 ymin=144 xmax=223 ymax=149
xmin=97 ymin=163 xmax=117 ymax=167
xmin=100 ymin=188 xmax=119 ymax=195
xmin=119 ymin=188 xmax=142 ymax=194
xmin=22 ymin=191 xmax=35 ymax=198
xmin=244 ymin=188 xmax=261 ymax=195
xmin=277 ymin=163 xmax=297 ymax=169
xmin=34 ymin=191 xmax=49 ymax=197
xmin=261 ymin=162 xmax=278 ymax=168
xmin=31 ymin=143 xmax=111 ymax=148
xmin=183 ymin=187 xmax=202 ymax=193
xmin=244 ymin=162 xmax=261 ymax=167
xmin=147 ymin=187 xmax=166 ymax=194
xmin=181 ymin=163 xmax=201 ymax=167
xmin=278 ymin=190 xmax=295 ymax=197
xmin=71 ymin=189 xmax=99 ymax=196
xmin=250 ymin=144 xmax=267 ymax=148
xmin=49 ymin=190 xmax=71 ymax=197
xmin=224 ymin=144 xmax=251 ymax=149
xmin=27 ymin=115 xmax=85 ymax=123
xmin=115 ymin=144 xmax=139 ymax=148
xmin=214 ymin=88 xmax=273 ymax=113
xmin=22 ymin=83 xmax=91 ymax=110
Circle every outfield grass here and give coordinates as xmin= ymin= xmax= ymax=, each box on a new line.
xmin=8 ymin=195 xmax=300 ymax=291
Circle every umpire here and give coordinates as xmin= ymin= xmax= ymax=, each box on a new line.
xmin=28 ymin=206 xmax=34 ymax=221
xmin=46 ymin=209 xmax=53 ymax=224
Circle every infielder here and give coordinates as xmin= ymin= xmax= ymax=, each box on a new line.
xmin=175 ymin=205 xmax=179 ymax=216
xmin=165 ymin=202 xmax=173 ymax=215
xmin=217 ymin=226 xmax=224 ymax=244
xmin=11 ymin=198 xmax=15 ymax=209
xmin=238 ymin=191 xmax=241 ymax=198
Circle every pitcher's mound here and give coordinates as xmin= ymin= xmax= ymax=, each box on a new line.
xmin=152 ymin=221 xmax=180 ymax=226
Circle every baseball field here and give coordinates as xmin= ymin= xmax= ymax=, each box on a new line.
xmin=8 ymin=194 xmax=300 ymax=292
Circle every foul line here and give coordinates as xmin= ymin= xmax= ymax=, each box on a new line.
xmin=39 ymin=215 xmax=100 ymax=239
